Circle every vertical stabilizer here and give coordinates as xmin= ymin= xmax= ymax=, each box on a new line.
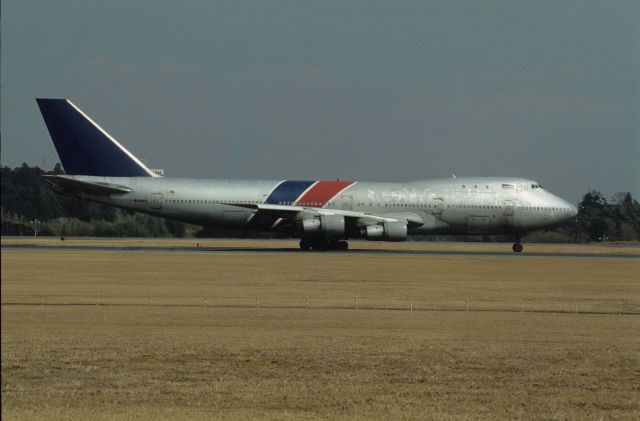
xmin=36 ymin=99 xmax=158 ymax=177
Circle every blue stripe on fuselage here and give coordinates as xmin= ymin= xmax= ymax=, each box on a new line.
xmin=265 ymin=180 xmax=315 ymax=205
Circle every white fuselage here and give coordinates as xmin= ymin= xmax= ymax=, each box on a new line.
xmin=61 ymin=176 xmax=577 ymax=237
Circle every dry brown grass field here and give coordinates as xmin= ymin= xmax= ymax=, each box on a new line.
xmin=2 ymin=239 xmax=639 ymax=420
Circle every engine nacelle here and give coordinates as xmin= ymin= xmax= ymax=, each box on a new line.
xmin=301 ymin=218 xmax=321 ymax=233
xmin=362 ymin=221 xmax=407 ymax=241
xmin=300 ymin=215 xmax=345 ymax=238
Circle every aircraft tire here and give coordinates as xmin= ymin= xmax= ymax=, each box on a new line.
xmin=299 ymin=240 xmax=312 ymax=250
xmin=512 ymin=242 xmax=523 ymax=253
xmin=338 ymin=240 xmax=349 ymax=250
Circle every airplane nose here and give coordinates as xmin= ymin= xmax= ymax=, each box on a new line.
xmin=556 ymin=197 xmax=578 ymax=219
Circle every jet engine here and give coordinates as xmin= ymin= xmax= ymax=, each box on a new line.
xmin=361 ymin=221 xmax=407 ymax=241
xmin=299 ymin=215 xmax=345 ymax=238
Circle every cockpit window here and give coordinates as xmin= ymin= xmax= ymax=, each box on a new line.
xmin=531 ymin=184 xmax=543 ymax=189
xmin=502 ymin=184 xmax=514 ymax=189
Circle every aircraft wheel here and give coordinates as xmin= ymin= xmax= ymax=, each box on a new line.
xmin=338 ymin=240 xmax=349 ymax=250
xmin=299 ymin=240 xmax=312 ymax=250
xmin=512 ymin=242 xmax=523 ymax=253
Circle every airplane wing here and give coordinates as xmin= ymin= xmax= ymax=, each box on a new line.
xmin=229 ymin=203 xmax=424 ymax=227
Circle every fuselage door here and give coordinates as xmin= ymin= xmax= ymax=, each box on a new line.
xmin=503 ymin=200 xmax=516 ymax=216
xmin=340 ymin=195 xmax=353 ymax=211
xmin=150 ymin=193 xmax=163 ymax=210
xmin=432 ymin=197 xmax=444 ymax=214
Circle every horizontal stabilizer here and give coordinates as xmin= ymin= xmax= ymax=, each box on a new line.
xmin=46 ymin=175 xmax=132 ymax=196
xmin=36 ymin=98 xmax=158 ymax=177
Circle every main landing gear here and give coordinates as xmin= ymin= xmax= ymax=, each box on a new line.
xmin=299 ymin=239 xmax=349 ymax=251
xmin=512 ymin=235 xmax=523 ymax=253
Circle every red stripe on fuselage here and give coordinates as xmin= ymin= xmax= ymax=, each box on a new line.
xmin=296 ymin=181 xmax=355 ymax=206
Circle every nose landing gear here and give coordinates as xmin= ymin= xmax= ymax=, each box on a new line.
xmin=512 ymin=234 xmax=523 ymax=253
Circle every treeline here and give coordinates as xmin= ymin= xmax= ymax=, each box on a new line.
xmin=1 ymin=164 xmax=639 ymax=242
xmin=520 ymin=190 xmax=640 ymax=243
xmin=1 ymin=164 xmax=186 ymax=237
xmin=572 ymin=191 xmax=639 ymax=241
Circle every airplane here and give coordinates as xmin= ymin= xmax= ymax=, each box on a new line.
xmin=36 ymin=98 xmax=578 ymax=252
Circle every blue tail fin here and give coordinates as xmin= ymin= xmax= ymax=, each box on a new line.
xmin=36 ymin=99 xmax=157 ymax=177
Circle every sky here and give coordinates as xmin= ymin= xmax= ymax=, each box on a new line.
xmin=2 ymin=0 xmax=639 ymax=204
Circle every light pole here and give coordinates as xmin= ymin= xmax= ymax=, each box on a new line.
xmin=32 ymin=218 xmax=40 ymax=237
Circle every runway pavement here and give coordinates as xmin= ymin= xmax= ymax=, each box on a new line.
xmin=2 ymin=242 xmax=638 ymax=260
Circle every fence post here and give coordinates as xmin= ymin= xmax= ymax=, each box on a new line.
xmin=521 ymin=300 xmax=524 ymax=313
xmin=618 ymin=300 xmax=622 ymax=316
xmin=305 ymin=295 xmax=308 ymax=308
xmin=204 ymin=296 xmax=207 ymax=307
xmin=355 ymin=295 xmax=358 ymax=310
xmin=96 ymin=293 xmax=99 ymax=307
xmin=256 ymin=296 xmax=259 ymax=309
